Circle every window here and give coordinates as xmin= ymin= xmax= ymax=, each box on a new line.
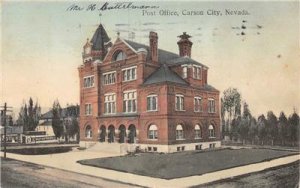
xmin=104 ymin=93 xmax=116 ymax=114
xmin=176 ymin=124 xmax=184 ymax=140
xmin=192 ymin=65 xmax=202 ymax=79
xmin=209 ymin=125 xmax=215 ymax=138
xmin=103 ymin=71 xmax=116 ymax=85
xmin=195 ymin=124 xmax=202 ymax=139
xmin=123 ymin=90 xmax=137 ymax=113
xmin=194 ymin=97 xmax=203 ymax=112
xmin=85 ymin=125 xmax=92 ymax=138
xmin=83 ymin=75 xmax=95 ymax=88
xmin=148 ymin=125 xmax=158 ymax=140
xmin=113 ymin=51 xmax=126 ymax=62
xmin=175 ymin=95 xmax=184 ymax=111
xmin=147 ymin=95 xmax=157 ymax=111
xmin=208 ymin=98 xmax=216 ymax=113
xmin=122 ymin=66 xmax=137 ymax=82
xmin=85 ymin=104 xmax=92 ymax=115
xmin=182 ymin=66 xmax=187 ymax=78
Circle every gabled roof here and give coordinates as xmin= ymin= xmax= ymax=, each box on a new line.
xmin=143 ymin=64 xmax=188 ymax=85
xmin=41 ymin=106 xmax=79 ymax=120
xmin=166 ymin=56 xmax=208 ymax=68
xmin=90 ymin=24 xmax=111 ymax=51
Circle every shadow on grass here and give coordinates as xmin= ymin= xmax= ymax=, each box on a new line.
xmin=6 ymin=147 xmax=72 ymax=155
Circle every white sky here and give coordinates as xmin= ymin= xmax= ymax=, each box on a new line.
xmin=1 ymin=1 xmax=299 ymax=117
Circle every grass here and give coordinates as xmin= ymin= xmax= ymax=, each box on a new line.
xmin=77 ymin=148 xmax=298 ymax=179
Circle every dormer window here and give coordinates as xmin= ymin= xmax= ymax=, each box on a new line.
xmin=193 ymin=65 xmax=202 ymax=79
xmin=182 ymin=66 xmax=188 ymax=78
xmin=113 ymin=50 xmax=126 ymax=62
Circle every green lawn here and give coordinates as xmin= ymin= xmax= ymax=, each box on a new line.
xmin=77 ymin=148 xmax=298 ymax=179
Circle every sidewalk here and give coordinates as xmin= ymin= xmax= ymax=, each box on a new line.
xmin=1 ymin=150 xmax=299 ymax=188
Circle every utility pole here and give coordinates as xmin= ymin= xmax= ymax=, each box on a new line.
xmin=1 ymin=103 xmax=13 ymax=158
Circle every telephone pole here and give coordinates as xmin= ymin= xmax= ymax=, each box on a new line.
xmin=1 ymin=103 xmax=13 ymax=158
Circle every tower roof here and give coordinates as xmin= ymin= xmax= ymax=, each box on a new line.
xmin=90 ymin=24 xmax=111 ymax=51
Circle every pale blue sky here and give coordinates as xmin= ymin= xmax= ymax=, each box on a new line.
xmin=1 ymin=1 xmax=299 ymax=117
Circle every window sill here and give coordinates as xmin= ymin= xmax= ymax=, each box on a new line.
xmin=123 ymin=112 xmax=137 ymax=114
xmin=209 ymin=137 xmax=216 ymax=139
xmin=122 ymin=79 xmax=137 ymax=83
xmin=175 ymin=110 xmax=186 ymax=112
xmin=103 ymin=83 xmax=116 ymax=86
xmin=194 ymin=111 xmax=203 ymax=113
xmin=195 ymin=137 xmax=202 ymax=140
xmin=147 ymin=110 xmax=158 ymax=112
xmin=103 ymin=113 xmax=116 ymax=115
xmin=147 ymin=139 xmax=158 ymax=141
xmin=176 ymin=138 xmax=185 ymax=141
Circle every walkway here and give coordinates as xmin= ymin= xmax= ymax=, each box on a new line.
xmin=1 ymin=149 xmax=299 ymax=188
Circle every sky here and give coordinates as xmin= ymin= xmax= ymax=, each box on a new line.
xmin=1 ymin=1 xmax=299 ymax=118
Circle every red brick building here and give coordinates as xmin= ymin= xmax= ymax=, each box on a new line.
xmin=78 ymin=23 xmax=221 ymax=152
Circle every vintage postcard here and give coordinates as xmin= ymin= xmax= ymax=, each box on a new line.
xmin=1 ymin=0 xmax=299 ymax=187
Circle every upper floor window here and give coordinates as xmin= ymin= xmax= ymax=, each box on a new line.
xmin=147 ymin=95 xmax=157 ymax=111
xmin=85 ymin=104 xmax=92 ymax=116
xmin=193 ymin=65 xmax=202 ymax=79
xmin=113 ymin=50 xmax=126 ymax=62
xmin=194 ymin=97 xmax=203 ymax=112
xmin=208 ymin=125 xmax=215 ymax=138
xmin=182 ymin=66 xmax=187 ymax=78
xmin=195 ymin=124 xmax=202 ymax=139
xmin=122 ymin=66 xmax=137 ymax=82
xmin=83 ymin=75 xmax=94 ymax=88
xmin=175 ymin=94 xmax=184 ymax=111
xmin=148 ymin=124 xmax=158 ymax=140
xmin=103 ymin=71 xmax=116 ymax=85
xmin=104 ymin=93 xmax=116 ymax=114
xmin=208 ymin=98 xmax=216 ymax=113
xmin=176 ymin=124 xmax=184 ymax=140
xmin=123 ymin=90 xmax=137 ymax=113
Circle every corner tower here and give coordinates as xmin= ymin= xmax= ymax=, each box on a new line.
xmin=83 ymin=24 xmax=112 ymax=62
xmin=79 ymin=23 xmax=111 ymax=143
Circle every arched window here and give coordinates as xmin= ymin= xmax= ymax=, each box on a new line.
xmin=148 ymin=125 xmax=158 ymax=139
xmin=176 ymin=124 xmax=184 ymax=140
xmin=85 ymin=125 xmax=92 ymax=138
xmin=113 ymin=50 xmax=126 ymax=62
xmin=195 ymin=124 xmax=201 ymax=139
xmin=208 ymin=125 xmax=215 ymax=138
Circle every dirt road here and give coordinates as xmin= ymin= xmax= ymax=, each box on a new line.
xmin=1 ymin=158 xmax=142 ymax=188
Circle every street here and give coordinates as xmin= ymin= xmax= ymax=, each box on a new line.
xmin=1 ymin=157 xmax=141 ymax=188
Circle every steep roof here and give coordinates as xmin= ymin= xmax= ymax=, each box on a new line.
xmin=143 ymin=64 xmax=188 ymax=85
xmin=124 ymin=40 xmax=207 ymax=68
xmin=90 ymin=24 xmax=111 ymax=51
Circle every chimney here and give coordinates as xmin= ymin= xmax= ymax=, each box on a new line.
xmin=149 ymin=31 xmax=158 ymax=63
xmin=177 ymin=32 xmax=193 ymax=57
